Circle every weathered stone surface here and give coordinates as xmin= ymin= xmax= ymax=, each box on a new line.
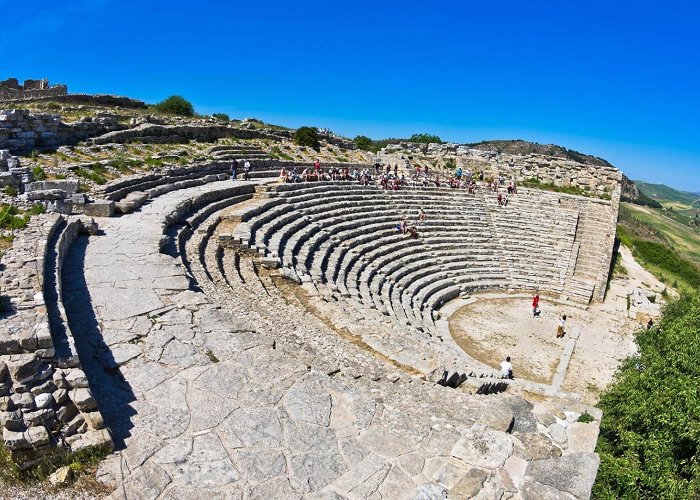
xmin=71 ymin=388 xmax=97 ymax=412
xmin=48 ymin=465 xmax=74 ymax=486
xmin=565 ymin=422 xmax=599 ymax=454
xmin=526 ymin=453 xmax=600 ymax=500
xmin=514 ymin=431 xmax=562 ymax=461
xmin=448 ymin=467 xmax=488 ymax=498
xmin=451 ymin=423 xmax=514 ymax=469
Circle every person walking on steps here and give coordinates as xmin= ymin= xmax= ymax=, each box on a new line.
xmin=243 ymin=160 xmax=251 ymax=181
xmin=231 ymin=159 xmax=238 ymax=180
xmin=532 ymin=293 xmax=541 ymax=317
xmin=556 ymin=314 xmax=567 ymax=338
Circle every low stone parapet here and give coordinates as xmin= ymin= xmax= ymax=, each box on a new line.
xmin=0 ymin=214 xmax=112 ymax=468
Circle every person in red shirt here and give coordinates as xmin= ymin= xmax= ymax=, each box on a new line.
xmin=532 ymin=293 xmax=541 ymax=317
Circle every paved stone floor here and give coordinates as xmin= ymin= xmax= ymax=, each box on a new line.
xmin=64 ymin=180 xmax=559 ymax=499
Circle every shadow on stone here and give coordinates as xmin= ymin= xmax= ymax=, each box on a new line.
xmin=61 ymin=235 xmax=136 ymax=450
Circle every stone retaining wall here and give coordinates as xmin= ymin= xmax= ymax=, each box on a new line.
xmin=0 ymin=109 xmax=126 ymax=154
xmin=90 ymin=123 xmax=290 ymax=145
xmin=0 ymin=214 xmax=112 ymax=467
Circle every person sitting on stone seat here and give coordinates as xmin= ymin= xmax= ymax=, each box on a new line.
xmin=279 ymin=167 xmax=289 ymax=183
xmin=418 ymin=207 xmax=426 ymax=223
xmin=500 ymin=356 xmax=514 ymax=379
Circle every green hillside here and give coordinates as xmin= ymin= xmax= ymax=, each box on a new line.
xmin=634 ymin=180 xmax=700 ymax=206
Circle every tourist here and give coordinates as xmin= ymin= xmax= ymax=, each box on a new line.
xmin=456 ymin=166 xmax=463 ymax=180
xmin=230 ymin=159 xmax=238 ymax=180
xmin=243 ymin=160 xmax=252 ymax=181
xmin=556 ymin=314 xmax=567 ymax=338
xmin=532 ymin=293 xmax=541 ymax=317
xmin=409 ymin=225 xmax=418 ymax=239
xmin=401 ymin=219 xmax=407 ymax=234
xmin=418 ymin=207 xmax=426 ymax=223
xmin=497 ymin=193 xmax=503 ymax=206
xmin=394 ymin=164 xmax=399 ymax=177
xmin=279 ymin=167 xmax=289 ymax=183
xmin=500 ymin=356 xmax=514 ymax=379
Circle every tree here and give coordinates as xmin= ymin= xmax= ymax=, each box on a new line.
xmin=154 ymin=95 xmax=195 ymax=116
xmin=410 ymin=133 xmax=443 ymax=144
xmin=594 ymin=293 xmax=700 ymax=498
xmin=294 ymin=126 xmax=320 ymax=149
xmin=353 ymin=135 xmax=374 ymax=151
xmin=212 ymin=113 xmax=230 ymax=122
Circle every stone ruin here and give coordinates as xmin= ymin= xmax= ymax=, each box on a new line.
xmin=0 ymin=78 xmax=68 ymax=101
xmin=0 ymin=158 xmax=620 ymax=497
xmin=0 ymin=101 xmax=627 ymax=496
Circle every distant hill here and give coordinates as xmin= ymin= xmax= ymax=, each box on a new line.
xmin=634 ymin=181 xmax=700 ymax=207
xmin=464 ymin=139 xmax=614 ymax=168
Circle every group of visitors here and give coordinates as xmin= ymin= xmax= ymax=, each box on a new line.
xmin=230 ymin=159 xmax=252 ymax=181
xmin=395 ymin=207 xmax=426 ymax=239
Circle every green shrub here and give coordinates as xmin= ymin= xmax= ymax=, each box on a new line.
xmin=3 ymin=185 xmax=17 ymax=197
xmin=577 ymin=412 xmax=595 ymax=423
xmin=594 ymin=294 xmax=700 ymax=498
xmin=271 ymin=146 xmax=293 ymax=161
xmin=410 ymin=133 xmax=443 ymax=144
xmin=45 ymin=101 xmax=61 ymax=111
xmin=294 ymin=126 xmax=320 ymax=149
xmin=353 ymin=135 xmax=374 ymax=151
xmin=153 ymin=95 xmax=195 ymax=116
xmin=74 ymin=167 xmax=107 ymax=185
xmin=32 ymin=165 xmax=46 ymax=181
xmin=212 ymin=113 xmax=230 ymax=122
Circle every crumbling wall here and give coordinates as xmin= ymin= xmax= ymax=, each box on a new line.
xmin=0 ymin=78 xmax=68 ymax=101
xmin=0 ymin=109 xmax=126 ymax=154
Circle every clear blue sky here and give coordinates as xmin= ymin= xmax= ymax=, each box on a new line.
xmin=2 ymin=0 xmax=699 ymax=191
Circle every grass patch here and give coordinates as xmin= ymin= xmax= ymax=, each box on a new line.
xmin=0 ymin=204 xmax=45 ymax=230
xmin=74 ymin=164 xmax=109 ymax=185
xmin=205 ymin=349 xmax=220 ymax=363
xmin=577 ymin=411 xmax=595 ymax=423
xmin=32 ymin=166 xmax=46 ymax=181
xmin=618 ymin=222 xmax=700 ymax=290
xmin=0 ymin=439 xmax=111 ymax=485
xmin=522 ymin=178 xmax=610 ymax=199
xmin=3 ymin=185 xmax=18 ymax=197
xmin=144 ymin=156 xmax=165 ymax=168
xmin=271 ymin=146 xmax=293 ymax=161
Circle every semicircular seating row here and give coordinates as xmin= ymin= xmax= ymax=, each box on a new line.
xmin=233 ymin=182 xmax=580 ymax=334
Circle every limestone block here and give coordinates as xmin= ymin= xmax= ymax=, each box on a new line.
xmin=77 ymin=199 xmax=114 ymax=217
xmin=26 ymin=425 xmax=50 ymax=447
xmin=565 ymin=422 xmax=599 ymax=454
xmin=70 ymin=388 xmax=97 ymax=412
xmin=525 ymin=453 xmax=600 ymax=500
xmin=0 ymin=410 xmax=23 ymax=431
xmin=451 ymin=423 xmax=514 ymax=469
xmin=65 ymin=369 xmax=88 ymax=389
xmin=3 ymin=428 xmax=30 ymax=450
